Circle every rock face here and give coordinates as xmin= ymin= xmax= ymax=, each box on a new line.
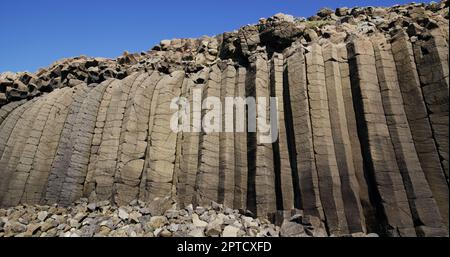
xmin=0 ymin=1 xmax=449 ymax=237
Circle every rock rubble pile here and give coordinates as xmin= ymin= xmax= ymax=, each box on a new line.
xmin=0 ymin=198 xmax=380 ymax=237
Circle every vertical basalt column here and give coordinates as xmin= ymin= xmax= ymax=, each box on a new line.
xmin=253 ymin=53 xmax=276 ymax=217
xmin=173 ymin=77 xmax=188 ymax=206
xmin=373 ymin=37 xmax=447 ymax=236
xmin=44 ymin=83 xmax=92 ymax=204
xmin=412 ymin=29 xmax=449 ymax=181
xmin=219 ymin=62 xmax=236 ymax=207
xmin=0 ymin=100 xmax=33 ymax=160
xmin=177 ymin=69 xmax=208 ymax=207
xmin=22 ymin=85 xmax=87 ymax=204
xmin=270 ymin=53 xmax=294 ymax=211
xmin=57 ymin=80 xmax=112 ymax=205
xmin=84 ymin=79 xmax=120 ymax=197
xmin=391 ymin=31 xmax=449 ymax=228
xmin=146 ymin=71 xmax=184 ymax=201
xmin=195 ymin=65 xmax=221 ymax=206
xmin=305 ymin=43 xmax=348 ymax=235
xmin=233 ymin=67 xmax=248 ymax=210
xmin=0 ymin=98 xmax=41 ymax=204
xmin=323 ymin=43 xmax=366 ymax=233
xmin=3 ymin=89 xmax=68 ymax=206
xmin=91 ymin=73 xmax=140 ymax=201
xmin=114 ymin=72 xmax=161 ymax=205
xmin=284 ymin=47 xmax=323 ymax=218
xmin=139 ymin=72 xmax=160 ymax=201
xmin=337 ymin=44 xmax=375 ymax=231
xmin=347 ymin=38 xmax=416 ymax=236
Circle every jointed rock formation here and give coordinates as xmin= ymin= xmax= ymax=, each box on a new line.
xmin=0 ymin=1 xmax=448 ymax=236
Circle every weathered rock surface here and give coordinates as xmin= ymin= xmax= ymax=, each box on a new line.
xmin=0 ymin=1 xmax=448 ymax=237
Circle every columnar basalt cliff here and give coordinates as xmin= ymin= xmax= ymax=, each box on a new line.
xmin=0 ymin=1 xmax=448 ymax=237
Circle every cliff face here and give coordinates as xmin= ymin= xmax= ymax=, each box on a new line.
xmin=0 ymin=1 xmax=448 ymax=237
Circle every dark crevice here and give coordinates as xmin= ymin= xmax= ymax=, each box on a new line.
xmin=245 ymin=64 xmax=257 ymax=214
xmin=271 ymin=137 xmax=283 ymax=211
xmin=420 ymin=46 xmax=430 ymax=55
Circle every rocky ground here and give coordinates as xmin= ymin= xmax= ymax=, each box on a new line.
xmin=0 ymin=198 xmax=378 ymax=237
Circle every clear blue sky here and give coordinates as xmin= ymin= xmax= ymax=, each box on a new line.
xmin=0 ymin=0 xmax=430 ymax=73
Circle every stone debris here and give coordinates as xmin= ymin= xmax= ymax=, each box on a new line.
xmin=0 ymin=198 xmax=382 ymax=237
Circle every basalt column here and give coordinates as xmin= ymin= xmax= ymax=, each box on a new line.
xmin=3 ymin=88 xmax=70 ymax=206
xmin=305 ymin=43 xmax=348 ymax=235
xmin=246 ymin=53 xmax=277 ymax=217
xmin=391 ymin=31 xmax=449 ymax=228
xmin=57 ymin=80 xmax=112 ymax=205
xmin=412 ymin=29 xmax=449 ymax=180
xmin=88 ymin=73 xmax=141 ymax=201
xmin=373 ymin=36 xmax=446 ymax=236
xmin=219 ymin=62 xmax=236 ymax=208
xmin=283 ymin=47 xmax=323 ymax=218
xmin=195 ymin=65 xmax=221 ymax=206
xmin=336 ymin=44 xmax=375 ymax=231
xmin=44 ymin=83 xmax=93 ymax=204
xmin=114 ymin=71 xmax=161 ymax=205
xmin=323 ymin=43 xmax=366 ymax=233
xmin=145 ymin=71 xmax=184 ymax=201
xmin=347 ymin=38 xmax=416 ymax=236
xmin=22 ymin=84 xmax=89 ymax=204
xmin=270 ymin=53 xmax=295 ymax=211
xmin=177 ymin=69 xmax=208 ymax=207
xmin=233 ymin=67 xmax=248 ymax=210
xmin=0 ymin=98 xmax=41 ymax=205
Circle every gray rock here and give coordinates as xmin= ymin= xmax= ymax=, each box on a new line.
xmin=118 ymin=208 xmax=129 ymax=220
xmin=185 ymin=204 xmax=194 ymax=214
xmin=96 ymin=200 xmax=110 ymax=207
xmin=168 ymin=223 xmax=179 ymax=232
xmin=37 ymin=211 xmax=48 ymax=222
xmin=242 ymin=216 xmax=258 ymax=228
xmin=192 ymin=213 xmax=208 ymax=228
xmin=188 ymin=228 xmax=205 ymax=237
xmin=195 ymin=206 xmax=206 ymax=215
xmin=280 ymin=220 xmax=306 ymax=237
xmin=129 ymin=211 xmax=142 ymax=223
xmin=159 ymin=229 xmax=172 ymax=237
xmin=164 ymin=209 xmax=179 ymax=219
xmin=205 ymin=216 xmax=223 ymax=236
xmin=8 ymin=222 xmax=27 ymax=233
xmin=148 ymin=216 xmax=168 ymax=229
xmin=87 ymin=203 xmax=97 ymax=212
xmin=317 ymin=7 xmax=333 ymax=17
xmin=147 ymin=197 xmax=173 ymax=216
xmin=222 ymin=225 xmax=239 ymax=237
